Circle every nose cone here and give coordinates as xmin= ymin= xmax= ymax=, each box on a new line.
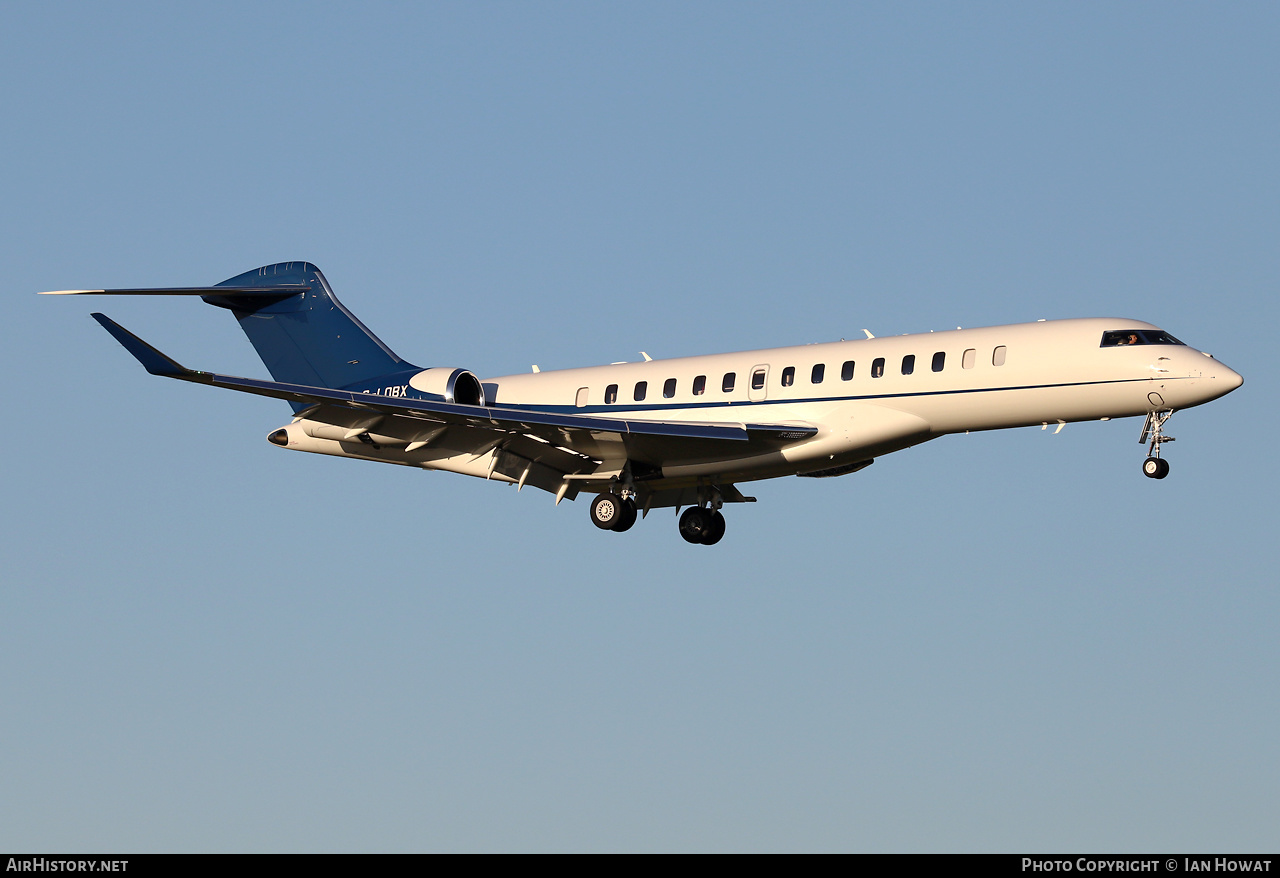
xmin=1204 ymin=359 xmax=1244 ymax=402
xmin=1215 ymin=362 xmax=1244 ymax=392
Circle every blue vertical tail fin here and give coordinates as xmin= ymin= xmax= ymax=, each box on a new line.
xmin=203 ymin=262 xmax=417 ymax=389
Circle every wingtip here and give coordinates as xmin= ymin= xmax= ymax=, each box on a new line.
xmin=39 ymin=289 xmax=105 ymax=295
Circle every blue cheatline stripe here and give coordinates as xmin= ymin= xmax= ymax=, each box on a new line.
xmin=481 ymin=376 xmax=1185 ymax=418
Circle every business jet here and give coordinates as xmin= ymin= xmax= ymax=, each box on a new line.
xmin=43 ymin=261 xmax=1243 ymax=544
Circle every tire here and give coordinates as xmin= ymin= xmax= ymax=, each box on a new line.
xmin=1155 ymin=458 xmax=1170 ymax=479
xmin=613 ymin=498 xmax=638 ymax=532
xmin=590 ymin=493 xmax=622 ymax=530
xmin=679 ymin=507 xmax=711 ymax=544
xmin=700 ymin=510 xmax=726 ymax=545
xmin=1142 ymin=457 xmax=1162 ymax=479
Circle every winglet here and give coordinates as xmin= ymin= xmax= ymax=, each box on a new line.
xmin=90 ymin=313 xmax=193 ymax=377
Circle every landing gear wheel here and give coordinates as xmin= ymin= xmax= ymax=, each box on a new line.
xmin=700 ymin=510 xmax=726 ymax=545
xmin=1142 ymin=457 xmax=1170 ymax=479
xmin=613 ymin=498 xmax=638 ymax=532
xmin=590 ymin=493 xmax=623 ymax=530
xmin=679 ymin=507 xmax=712 ymax=544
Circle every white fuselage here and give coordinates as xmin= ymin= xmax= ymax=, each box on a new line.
xmin=282 ymin=317 xmax=1242 ymax=494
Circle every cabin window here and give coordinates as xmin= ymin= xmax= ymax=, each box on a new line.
xmin=692 ymin=375 xmax=706 ymax=396
xmin=962 ymin=349 xmax=976 ymax=369
xmin=932 ymin=352 xmax=945 ymax=372
xmin=634 ymin=381 xmax=648 ymax=401
xmin=575 ymin=387 xmax=588 ymax=408
xmin=871 ymin=357 xmax=885 ymax=378
xmin=811 ymin=363 xmax=825 ymax=384
xmin=901 ymin=355 xmax=915 ymax=376
xmin=781 ymin=366 xmax=795 ymax=387
xmin=1100 ymin=330 xmax=1185 ymax=347
xmin=751 ymin=369 xmax=766 ymax=391
xmin=605 ymin=384 xmax=618 ymax=404
xmin=722 ymin=372 xmax=736 ymax=393
xmin=992 ymin=346 xmax=1007 ymax=366
xmin=663 ymin=378 xmax=677 ymax=398
xmin=841 ymin=360 xmax=855 ymax=381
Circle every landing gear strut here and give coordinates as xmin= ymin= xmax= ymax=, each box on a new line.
xmin=1139 ymin=410 xmax=1175 ymax=480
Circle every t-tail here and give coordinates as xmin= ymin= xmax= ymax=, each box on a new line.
xmin=42 ymin=261 xmax=419 ymax=395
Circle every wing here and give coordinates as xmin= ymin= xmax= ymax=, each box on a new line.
xmin=91 ymin=313 xmax=818 ymax=480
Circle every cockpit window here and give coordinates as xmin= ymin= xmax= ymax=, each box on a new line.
xmin=1101 ymin=330 xmax=1185 ymax=347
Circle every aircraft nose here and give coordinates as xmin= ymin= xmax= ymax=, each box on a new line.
xmin=1183 ymin=353 xmax=1242 ymax=406
xmin=1206 ymin=360 xmax=1243 ymax=398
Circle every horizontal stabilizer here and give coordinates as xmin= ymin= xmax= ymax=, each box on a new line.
xmin=90 ymin=313 xmax=194 ymax=377
xmin=40 ymin=286 xmax=308 ymax=296
xmin=45 ymin=262 xmax=413 ymax=395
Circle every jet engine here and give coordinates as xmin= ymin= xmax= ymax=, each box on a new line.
xmin=408 ymin=368 xmax=486 ymax=405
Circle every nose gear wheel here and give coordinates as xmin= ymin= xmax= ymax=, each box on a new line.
xmin=1142 ymin=456 xmax=1170 ymax=479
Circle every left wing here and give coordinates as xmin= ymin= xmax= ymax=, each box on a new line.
xmin=91 ymin=313 xmax=817 ymax=468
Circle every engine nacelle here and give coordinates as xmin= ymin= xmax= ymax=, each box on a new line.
xmin=408 ymin=368 xmax=486 ymax=405
xmin=265 ymin=422 xmax=519 ymax=483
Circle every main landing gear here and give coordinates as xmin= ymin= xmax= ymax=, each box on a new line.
xmin=590 ymin=492 xmax=637 ymax=532
xmin=588 ymin=486 xmax=729 ymax=545
xmin=1139 ymin=409 xmax=1175 ymax=480
xmin=679 ymin=506 xmax=726 ymax=546
xmin=678 ymin=486 xmax=727 ymax=546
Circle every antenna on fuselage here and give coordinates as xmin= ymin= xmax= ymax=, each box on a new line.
xmin=862 ymin=329 xmax=874 ymax=339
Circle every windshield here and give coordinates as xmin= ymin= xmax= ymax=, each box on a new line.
xmin=1100 ymin=329 xmax=1185 ymax=347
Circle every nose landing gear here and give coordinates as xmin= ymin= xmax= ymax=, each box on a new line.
xmin=1139 ymin=410 xmax=1175 ymax=479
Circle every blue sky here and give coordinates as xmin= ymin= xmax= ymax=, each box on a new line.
xmin=2 ymin=2 xmax=1276 ymax=852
